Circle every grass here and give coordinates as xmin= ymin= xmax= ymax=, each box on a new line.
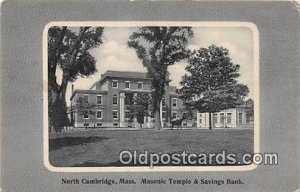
xmin=49 ymin=129 xmax=254 ymax=167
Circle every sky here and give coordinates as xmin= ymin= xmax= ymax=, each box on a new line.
xmin=56 ymin=26 xmax=255 ymax=106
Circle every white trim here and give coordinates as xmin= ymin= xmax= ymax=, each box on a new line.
xmin=112 ymin=110 xmax=118 ymax=119
xmin=162 ymin=97 xmax=166 ymax=107
xmin=96 ymin=110 xmax=103 ymax=119
xmin=96 ymin=95 xmax=103 ymax=105
xmin=112 ymin=80 xmax=118 ymax=88
xmin=125 ymin=81 xmax=130 ymax=89
xmin=226 ymin=112 xmax=232 ymax=124
xmin=238 ymin=112 xmax=243 ymax=124
xmin=172 ymin=98 xmax=177 ymax=108
xmin=137 ymin=82 xmax=143 ymax=90
xmin=83 ymin=94 xmax=89 ymax=104
xmin=172 ymin=112 xmax=178 ymax=119
xmin=112 ymin=94 xmax=118 ymax=105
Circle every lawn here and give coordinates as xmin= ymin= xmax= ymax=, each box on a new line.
xmin=49 ymin=129 xmax=254 ymax=167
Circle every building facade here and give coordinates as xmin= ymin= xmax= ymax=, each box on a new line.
xmin=70 ymin=70 xmax=189 ymax=128
xmin=196 ymin=100 xmax=254 ymax=129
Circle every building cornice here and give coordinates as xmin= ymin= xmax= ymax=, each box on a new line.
xmin=70 ymin=89 xmax=108 ymax=100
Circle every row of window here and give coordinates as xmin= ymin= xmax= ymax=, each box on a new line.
xmin=83 ymin=123 xmax=119 ymax=127
xmin=199 ymin=112 xmax=246 ymax=124
xmin=112 ymin=80 xmax=143 ymax=90
xmin=83 ymin=95 xmax=178 ymax=108
xmin=84 ymin=110 xmax=181 ymax=121
xmin=83 ymin=110 xmax=118 ymax=119
xmin=84 ymin=94 xmax=118 ymax=105
xmin=83 ymin=95 xmax=103 ymax=105
xmin=215 ymin=113 xmax=232 ymax=124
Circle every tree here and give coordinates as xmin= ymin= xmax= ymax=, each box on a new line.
xmin=177 ymin=45 xmax=249 ymax=130
xmin=71 ymin=96 xmax=96 ymax=130
xmin=244 ymin=99 xmax=254 ymax=123
xmin=48 ymin=26 xmax=103 ymax=132
xmin=127 ymin=93 xmax=152 ymax=128
xmin=128 ymin=27 xmax=193 ymax=130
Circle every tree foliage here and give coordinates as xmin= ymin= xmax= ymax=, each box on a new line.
xmin=129 ymin=93 xmax=152 ymax=116
xmin=128 ymin=27 xmax=193 ymax=129
xmin=72 ymin=96 xmax=96 ymax=117
xmin=71 ymin=96 xmax=97 ymax=129
xmin=127 ymin=93 xmax=153 ymax=126
xmin=48 ymin=27 xmax=103 ymax=83
xmin=48 ymin=26 xmax=104 ymax=132
xmin=177 ymin=45 xmax=249 ymax=129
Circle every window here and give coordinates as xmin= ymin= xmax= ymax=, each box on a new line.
xmin=112 ymin=80 xmax=118 ymax=88
xmin=113 ymin=123 xmax=119 ymax=127
xmin=213 ymin=113 xmax=218 ymax=124
xmin=239 ymin=113 xmax=243 ymax=124
xmin=113 ymin=94 xmax=118 ymax=105
xmin=199 ymin=119 xmax=202 ymax=124
xmin=96 ymin=110 xmax=102 ymax=119
xmin=227 ymin=113 xmax=232 ymax=124
xmin=220 ymin=113 xmax=225 ymax=124
xmin=172 ymin=112 xmax=177 ymax=119
xmin=97 ymin=95 xmax=102 ymax=105
xmin=125 ymin=81 xmax=130 ymax=89
xmin=162 ymin=97 xmax=166 ymax=107
xmin=83 ymin=114 xmax=89 ymax=119
xmin=113 ymin=111 xmax=118 ymax=119
xmin=97 ymin=123 xmax=102 ymax=127
xmin=83 ymin=95 xmax=89 ymax=104
xmin=137 ymin=82 xmax=143 ymax=89
xmin=162 ymin=111 xmax=166 ymax=119
xmin=172 ymin=98 xmax=177 ymax=108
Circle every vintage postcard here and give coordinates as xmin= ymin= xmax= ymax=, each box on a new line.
xmin=44 ymin=22 xmax=260 ymax=173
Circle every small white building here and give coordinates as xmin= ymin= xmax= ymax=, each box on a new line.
xmin=196 ymin=101 xmax=254 ymax=129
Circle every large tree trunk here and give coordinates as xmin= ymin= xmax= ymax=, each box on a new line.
xmin=49 ymin=74 xmax=69 ymax=133
xmin=154 ymin=107 xmax=161 ymax=130
xmin=48 ymin=74 xmax=59 ymax=132
xmin=153 ymin=92 xmax=162 ymax=130
xmin=51 ymin=94 xmax=67 ymax=133
xmin=48 ymin=27 xmax=67 ymax=132
xmin=151 ymin=76 xmax=167 ymax=131
xmin=48 ymin=27 xmax=87 ymax=132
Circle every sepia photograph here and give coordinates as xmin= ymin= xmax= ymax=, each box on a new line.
xmin=44 ymin=22 xmax=259 ymax=171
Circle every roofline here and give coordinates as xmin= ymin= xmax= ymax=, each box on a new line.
xmin=70 ymin=89 xmax=108 ymax=100
xmin=89 ymin=71 xmax=150 ymax=89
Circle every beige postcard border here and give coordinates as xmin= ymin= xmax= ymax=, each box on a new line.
xmin=43 ymin=21 xmax=260 ymax=172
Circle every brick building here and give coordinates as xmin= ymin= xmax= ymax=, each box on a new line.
xmin=70 ymin=70 xmax=189 ymax=128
